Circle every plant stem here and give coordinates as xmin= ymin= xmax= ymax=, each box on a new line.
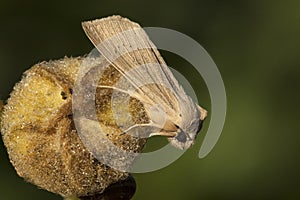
xmin=64 ymin=196 xmax=80 ymax=200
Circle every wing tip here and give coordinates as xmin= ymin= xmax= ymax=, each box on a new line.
xmin=81 ymin=15 xmax=140 ymax=29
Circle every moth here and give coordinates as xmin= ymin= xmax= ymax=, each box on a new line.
xmin=81 ymin=16 xmax=207 ymax=150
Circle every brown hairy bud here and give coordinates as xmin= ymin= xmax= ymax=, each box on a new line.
xmin=1 ymin=57 xmax=147 ymax=197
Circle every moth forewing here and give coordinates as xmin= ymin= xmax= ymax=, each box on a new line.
xmin=82 ymin=15 xmax=207 ymax=149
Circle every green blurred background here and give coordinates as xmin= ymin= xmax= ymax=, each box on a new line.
xmin=1 ymin=0 xmax=299 ymax=199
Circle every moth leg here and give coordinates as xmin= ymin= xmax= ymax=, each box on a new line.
xmin=119 ymin=123 xmax=158 ymax=135
xmin=149 ymin=132 xmax=177 ymax=137
xmin=98 ymin=85 xmax=132 ymax=95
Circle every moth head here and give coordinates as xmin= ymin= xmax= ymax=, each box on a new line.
xmin=166 ymin=105 xmax=207 ymax=150
xmin=167 ymin=130 xmax=196 ymax=150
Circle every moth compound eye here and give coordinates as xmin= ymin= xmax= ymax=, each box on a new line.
xmin=175 ymin=131 xmax=187 ymax=143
